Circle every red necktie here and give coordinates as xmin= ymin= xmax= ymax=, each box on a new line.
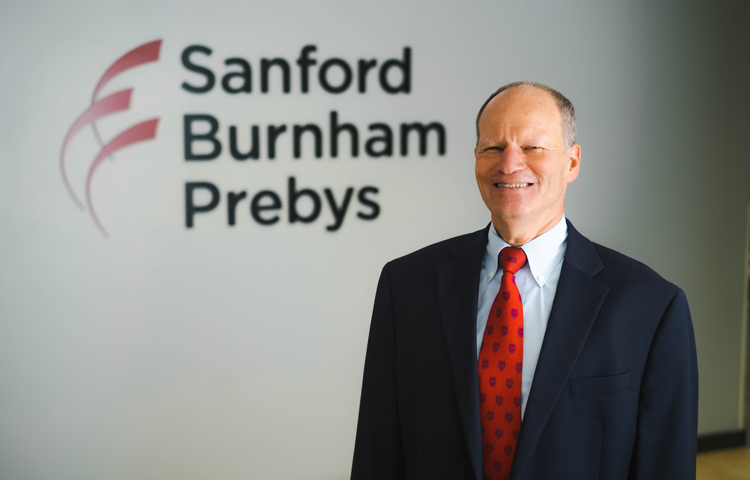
xmin=478 ymin=246 xmax=526 ymax=480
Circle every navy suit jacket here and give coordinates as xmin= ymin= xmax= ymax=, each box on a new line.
xmin=351 ymin=221 xmax=698 ymax=480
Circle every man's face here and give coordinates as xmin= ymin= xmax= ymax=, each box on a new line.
xmin=474 ymin=86 xmax=580 ymax=233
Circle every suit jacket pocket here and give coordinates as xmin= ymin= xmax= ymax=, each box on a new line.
xmin=569 ymin=371 xmax=631 ymax=396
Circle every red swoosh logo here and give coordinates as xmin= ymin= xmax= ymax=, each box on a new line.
xmin=61 ymin=39 xmax=162 ymax=236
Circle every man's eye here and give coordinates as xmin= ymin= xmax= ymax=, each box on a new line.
xmin=524 ymin=146 xmax=540 ymax=150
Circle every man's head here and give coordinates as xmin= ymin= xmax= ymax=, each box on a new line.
xmin=474 ymin=82 xmax=581 ymax=245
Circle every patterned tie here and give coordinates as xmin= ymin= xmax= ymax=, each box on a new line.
xmin=478 ymin=246 xmax=526 ymax=480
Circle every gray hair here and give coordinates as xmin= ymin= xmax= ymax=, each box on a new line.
xmin=475 ymin=80 xmax=577 ymax=149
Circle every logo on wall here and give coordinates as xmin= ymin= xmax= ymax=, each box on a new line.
xmin=60 ymin=39 xmax=162 ymax=237
xmin=61 ymin=39 xmax=448 ymax=237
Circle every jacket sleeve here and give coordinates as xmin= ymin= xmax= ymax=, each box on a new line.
xmin=351 ymin=264 xmax=405 ymax=480
xmin=630 ymin=288 xmax=698 ymax=479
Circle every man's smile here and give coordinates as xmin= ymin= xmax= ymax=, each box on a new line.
xmin=493 ymin=182 xmax=533 ymax=188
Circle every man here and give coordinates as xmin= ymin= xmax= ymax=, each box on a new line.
xmin=351 ymin=81 xmax=698 ymax=480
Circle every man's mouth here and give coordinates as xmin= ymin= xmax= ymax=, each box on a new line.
xmin=494 ymin=183 xmax=532 ymax=189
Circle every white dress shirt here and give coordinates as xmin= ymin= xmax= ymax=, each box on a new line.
xmin=476 ymin=216 xmax=568 ymax=419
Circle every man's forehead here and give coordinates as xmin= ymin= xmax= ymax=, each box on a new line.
xmin=478 ymin=86 xmax=563 ymax=140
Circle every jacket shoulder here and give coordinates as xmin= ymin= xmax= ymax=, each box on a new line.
xmin=592 ymin=242 xmax=680 ymax=296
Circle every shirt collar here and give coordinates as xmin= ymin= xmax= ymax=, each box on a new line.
xmin=483 ymin=216 xmax=568 ymax=287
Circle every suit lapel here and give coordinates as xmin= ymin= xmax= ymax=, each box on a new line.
xmin=436 ymin=226 xmax=489 ymax=480
xmin=509 ymin=221 xmax=609 ymax=480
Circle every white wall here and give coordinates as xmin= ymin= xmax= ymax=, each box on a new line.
xmin=1 ymin=1 xmax=748 ymax=479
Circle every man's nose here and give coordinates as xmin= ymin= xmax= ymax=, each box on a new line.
xmin=497 ymin=147 xmax=525 ymax=174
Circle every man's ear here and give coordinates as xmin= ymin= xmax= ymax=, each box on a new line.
xmin=566 ymin=143 xmax=581 ymax=183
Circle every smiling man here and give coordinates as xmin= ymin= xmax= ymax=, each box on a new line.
xmin=351 ymin=81 xmax=698 ymax=480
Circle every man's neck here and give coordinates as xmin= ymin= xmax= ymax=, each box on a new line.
xmin=492 ymin=213 xmax=565 ymax=247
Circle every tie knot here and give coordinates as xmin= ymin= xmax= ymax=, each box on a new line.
xmin=498 ymin=246 xmax=527 ymax=275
